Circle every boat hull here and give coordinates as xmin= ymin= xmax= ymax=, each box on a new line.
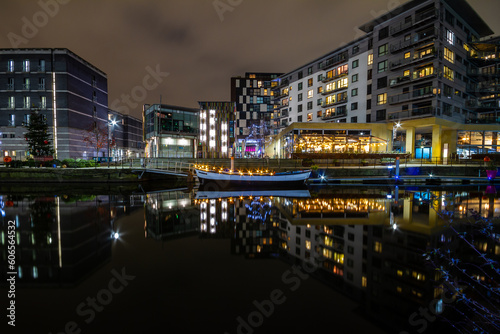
xmin=195 ymin=169 xmax=310 ymax=189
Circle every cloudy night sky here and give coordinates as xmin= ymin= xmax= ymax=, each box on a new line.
xmin=1 ymin=0 xmax=499 ymax=119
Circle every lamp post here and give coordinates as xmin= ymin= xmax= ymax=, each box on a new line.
xmin=108 ymin=119 xmax=117 ymax=168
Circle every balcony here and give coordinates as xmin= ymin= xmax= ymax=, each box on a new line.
xmin=388 ymin=106 xmax=437 ymax=120
xmin=388 ymin=87 xmax=436 ymax=104
xmin=6 ymin=83 xmax=14 ymax=90
xmin=390 ymin=50 xmax=436 ymax=70
xmin=322 ymin=71 xmax=348 ymax=83
xmin=22 ymin=83 xmax=30 ymax=90
xmin=321 ymin=110 xmax=347 ymax=121
xmin=38 ymin=84 xmax=45 ymax=90
xmin=466 ymin=117 xmax=500 ymax=124
xmin=389 ymin=8 xmax=438 ymax=36
xmin=467 ymin=67 xmax=500 ymax=77
xmin=321 ymin=52 xmax=349 ymax=70
xmin=466 ymin=99 xmax=498 ymax=109
xmin=389 ymin=75 xmax=411 ymax=87
xmin=322 ymin=85 xmax=348 ymax=95
xmin=390 ymin=27 xmax=438 ymax=53
xmin=322 ymin=97 xmax=348 ymax=108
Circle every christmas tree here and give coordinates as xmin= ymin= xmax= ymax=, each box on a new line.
xmin=24 ymin=109 xmax=54 ymax=159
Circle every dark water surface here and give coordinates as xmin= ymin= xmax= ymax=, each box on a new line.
xmin=1 ymin=183 xmax=499 ymax=334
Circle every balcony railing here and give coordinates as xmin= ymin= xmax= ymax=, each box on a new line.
xmin=390 ymin=28 xmax=438 ymax=53
xmin=388 ymin=86 xmax=436 ymax=104
xmin=38 ymin=84 xmax=45 ymax=90
xmin=6 ymin=83 xmax=14 ymax=90
xmin=321 ymin=110 xmax=347 ymax=120
xmin=321 ymin=52 xmax=349 ymax=70
xmin=389 ymin=69 xmax=436 ymax=87
xmin=388 ymin=106 xmax=438 ymax=120
xmin=390 ymin=50 xmax=436 ymax=70
xmin=466 ymin=117 xmax=500 ymax=124
xmin=37 ymin=66 xmax=45 ymax=72
xmin=22 ymin=84 xmax=30 ymax=90
xmin=322 ymin=97 xmax=348 ymax=108
xmin=322 ymin=71 xmax=348 ymax=83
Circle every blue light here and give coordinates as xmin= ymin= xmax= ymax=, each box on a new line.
xmin=113 ymin=232 xmax=119 ymax=240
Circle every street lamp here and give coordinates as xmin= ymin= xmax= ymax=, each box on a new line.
xmin=108 ymin=119 xmax=117 ymax=168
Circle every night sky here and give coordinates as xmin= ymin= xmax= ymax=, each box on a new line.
xmin=2 ymin=0 xmax=499 ymax=119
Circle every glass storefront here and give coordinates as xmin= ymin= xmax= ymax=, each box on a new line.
xmin=457 ymin=130 xmax=500 ymax=158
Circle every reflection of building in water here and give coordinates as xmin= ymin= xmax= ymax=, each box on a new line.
xmin=273 ymin=187 xmax=499 ymax=332
xmin=0 ymin=195 xmax=113 ymax=286
xmin=144 ymin=191 xmax=199 ymax=240
xmin=196 ymin=195 xmax=280 ymax=258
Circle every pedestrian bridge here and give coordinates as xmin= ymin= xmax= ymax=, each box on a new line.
xmin=132 ymin=161 xmax=195 ymax=180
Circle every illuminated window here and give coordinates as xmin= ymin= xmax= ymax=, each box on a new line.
xmin=362 ymin=276 xmax=367 ymax=287
xmin=326 ymin=95 xmax=336 ymax=105
xmin=403 ymin=69 xmax=410 ymax=77
xmin=308 ymin=78 xmax=313 ymax=87
xmin=446 ymin=30 xmax=455 ymax=45
xmin=414 ymin=66 xmax=434 ymax=78
xmin=23 ymin=59 xmax=30 ymax=72
xmin=307 ymin=113 xmax=313 ymax=122
xmin=8 ymin=96 xmax=15 ymax=109
xmin=307 ymin=89 xmax=313 ymax=98
xmin=397 ymin=270 xmax=403 ymax=276
xmin=374 ymin=241 xmax=382 ymax=253
xmin=444 ymin=47 xmax=454 ymax=63
xmin=404 ymin=52 xmax=411 ymax=59
xmin=377 ymin=93 xmax=387 ymax=105
xmin=367 ymin=53 xmax=373 ymax=65
xmin=317 ymin=86 xmax=323 ymax=94
xmin=444 ymin=66 xmax=454 ymax=81
xmin=397 ymin=286 xmax=402 ymax=293
xmin=338 ymin=77 xmax=348 ymax=89
xmin=326 ymin=82 xmax=336 ymax=92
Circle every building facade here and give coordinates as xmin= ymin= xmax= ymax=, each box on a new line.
xmin=270 ymin=0 xmax=499 ymax=160
xmin=198 ymin=101 xmax=235 ymax=158
xmin=0 ymin=48 xmax=108 ymax=160
xmin=143 ymin=104 xmax=199 ymax=158
xmin=108 ymin=110 xmax=144 ymax=160
xmin=231 ymin=72 xmax=282 ymax=158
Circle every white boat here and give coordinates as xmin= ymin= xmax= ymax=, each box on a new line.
xmin=194 ymin=168 xmax=311 ymax=187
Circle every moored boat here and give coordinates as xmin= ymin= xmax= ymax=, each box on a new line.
xmin=194 ymin=166 xmax=311 ymax=188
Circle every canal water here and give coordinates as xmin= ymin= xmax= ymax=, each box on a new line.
xmin=1 ymin=183 xmax=499 ymax=334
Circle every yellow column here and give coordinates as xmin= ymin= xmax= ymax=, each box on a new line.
xmin=403 ymin=197 xmax=413 ymax=223
xmin=432 ymin=125 xmax=442 ymax=161
xmin=405 ymin=127 xmax=415 ymax=158
xmin=442 ymin=129 xmax=457 ymax=157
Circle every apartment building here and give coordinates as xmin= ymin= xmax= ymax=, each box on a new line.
xmin=0 ymin=48 xmax=108 ymax=160
xmin=231 ymin=72 xmax=282 ymax=158
xmin=269 ymin=0 xmax=499 ymax=160
xmin=198 ymin=101 xmax=235 ymax=159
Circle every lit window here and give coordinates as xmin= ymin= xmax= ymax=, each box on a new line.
xmin=377 ymin=93 xmax=387 ymax=105
xmin=307 ymin=113 xmax=313 ymax=122
xmin=397 ymin=286 xmax=402 ymax=293
xmin=308 ymin=78 xmax=313 ymax=87
xmin=8 ymin=96 xmax=15 ymax=109
xmin=444 ymin=47 xmax=454 ymax=63
xmin=446 ymin=30 xmax=455 ymax=45
xmin=362 ymin=276 xmax=367 ymax=287
xmin=338 ymin=77 xmax=348 ymax=89
xmin=404 ymin=52 xmax=411 ymax=59
xmin=367 ymin=54 xmax=373 ymax=65
xmin=444 ymin=66 xmax=454 ymax=81
xmin=7 ymin=60 xmax=14 ymax=72
xmin=374 ymin=241 xmax=382 ymax=252
xmin=23 ymin=96 xmax=30 ymax=109
xmin=23 ymin=59 xmax=30 ymax=72
xmin=307 ymin=89 xmax=313 ymax=98
xmin=397 ymin=270 xmax=403 ymax=276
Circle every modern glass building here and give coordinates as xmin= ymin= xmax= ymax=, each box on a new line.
xmin=143 ymin=104 xmax=199 ymax=158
